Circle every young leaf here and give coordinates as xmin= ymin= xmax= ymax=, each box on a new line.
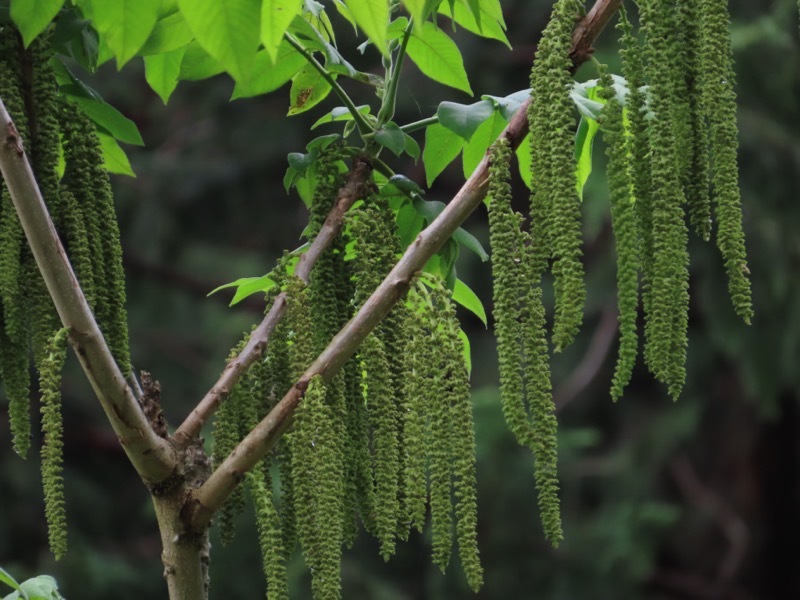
xmin=88 ymin=0 xmax=161 ymax=67
xmin=574 ymin=116 xmax=598 ymax=200
xmin=65 ymin=96 xmax=144 ymax=145
xmin=178 ymin=0 xmax=260 ymax=83
xmin=482 ymin=88 xmax=529 ymax=120
xmin=462 ymin=109 xmax=507 ymax=178
xmin=404 ymin=132 xmax=421 ymax=162
xmin=144 ymin=47 xmax=186 ymax=104
xmin=288 ymin=65 xmax=333 ymax=115
xmin=231 ymin=42 xmax=305 ymax=99
xmin=374 ymin=122 xmax=406 ymax=156
xmin=310 ymin=105 xmax=371 ymax=129
xmin=97 ymin=132 xmax=136 ymax=177
xmin=261 ymin=0 xmax=303 ymax=61
xmin=423 ymin=122 xmax=465 ymax=186
xmin=139 ymin=11 xmax=194 ymax=55
xmin=10 ymin=0 xmax=65 ymax=47
xmin=437 ymin=99 xmax=494 ymax=141
xmin=346 ymin=0 xmax=390 ymax=57
xmin=407 ymin=20 xmax=472 ymax=94
xmin=452 ymin=277 xmax=487 ymax=326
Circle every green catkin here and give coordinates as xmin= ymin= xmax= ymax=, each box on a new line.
xmin=528 ymin=0 xmax=585 ymax=350
xmin=248 ymin=469 xmax=289 ymax=600
xmin=598 ymin=67 xmax=640 ymax=401
xmin=618 ymin=7 xmax=655 ymax=348
xmin=39 ymin=328 xmax=69 ymax=559
xmin=211 ymin=338 xmax=250 ymax=545
xmin=487 ymin=139 xmax=534 ymax=447
xmin=440 ymin=296 xmax=483 ymax=591
xmin=400 ymin=286 xmax=429 ymax=533
xmin=0 ymin=28 xmax=32 ymax=457
xmin=61 ymin=188 xmax=95 ymax=306
xmin=698 ymin=0 xmax=753 ymax=323
xmin=521 ymin=257 xmax=563 ymax=546
xmin=640 ymin=0 xmax=691 ymax=397
xmin=679 ymin=0 xmax=712 ymax=240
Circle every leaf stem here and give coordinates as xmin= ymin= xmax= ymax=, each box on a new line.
xmin=377 ymin=18 xmax=414 ymax=126
xmin=284 ymin=32 xmax=373 ymax=136
xmin=400 ymin=115 xmax=439 ymax=133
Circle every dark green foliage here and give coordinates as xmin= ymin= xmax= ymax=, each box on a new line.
xmin=698 ymin=0 xmax=753 ymax=323
xmin=528 ymin=0 xmax=585 ymax=351
xmin=598 ymin=67 xmax=640 ymax=401
xmin=39 ymin=327 xmax=69 ymax=559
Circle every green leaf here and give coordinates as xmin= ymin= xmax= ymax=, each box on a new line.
xmin=402 ymin=0 xmax=428 ymax=26
xmin=51 ymin=7 xmax=100 ymax=71
xmin=178 ymin=0 xmax=260 ymax=83
xmin=437 ymin=99 xmax=494 ymax=141
xmin=179 ymin=41 xmax=225 ymax=81
xmin=310 ymin=105 xmax=370 ymax=129
xmin=462 ymin=108 xmax=507 ymax=178
xmin=65 ymin=96 xmax=144 ymax=145
xmin=516 ymin=132 xmax=532 ymax=190
xmin=574 ymin=116 xmax=599 ymax=200
xmin=18 ymin=576 xmax=63 ymax=600
xmin=139 ymin=11 xmax=194 ymax=55
xmin=423 ymin=122 xmax=464 ymax=186
xmin=0 ymin=567 xmax=23 ymax=596
xmin=457 ymin=327 xmax=472 ymax=376
xmin=98 ymin=132 xmax=135 ymax=176
xmin=10 ymin=0 xmax=64 ymax=47
xmin=452 ymin=277 xmax=486 ymax=326
xmin=144 ymin=47 xmax=186 ymax=104
xmin=288 ymin=64 xmax=333 ymax=115
xmin=407 ymin=20 xmax=472 ymax=94
xmin=395 ymin=201 xmax=425 ymax=248
xmin=261 ymin=0 xmax=303 ymax=61
xmin=231 ymin=41 xmax=305 ymax=99
xmin=404 ymin=132 xmax=420 ymax=162
xmin=346 ymin=0 xmax=389 ymax=57
xmin=452 ymin=226 xmax=488 ymax=261
xmin=384 ymin=174 xmax=424 ymax=197
xmin=374 ymin=122 xmax=406 ymax=156
xmin=89 ymin=0 xmax=161 ymax=67
xmin=438 ymin=0 xmax=510 ymax=48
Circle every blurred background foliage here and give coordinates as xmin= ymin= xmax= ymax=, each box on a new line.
xmin=2 ymin=1 xmax=799 ymax=599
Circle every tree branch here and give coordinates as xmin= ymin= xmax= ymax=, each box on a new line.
xmin=184 ymin=0 xmax=624 ymax=531
xmin=0 ymin=100 xmax=178 ymax=485
xmin=172 ymin=157 xmax=374 ymax=447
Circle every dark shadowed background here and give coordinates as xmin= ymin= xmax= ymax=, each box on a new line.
xmin=2 ymin=1 xmax=799 ymax=598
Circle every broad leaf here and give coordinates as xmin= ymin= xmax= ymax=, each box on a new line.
xmin=144 ymin=47 xmax=186 ymax=104
xmin=402 ymin=0 xmax=428 ymax=26
xmin=178 ymin=0 xmax=260 ymax=83
xmin=404 ymin=132 xmax=420 ymax=162
xmin=452 ymin=226 xmax=488 ymax=261
xmin=395 ymin=201 xmax=425 ymax=248
xmin=407 ymin=20 xmax=472 ymax=94
xmin=462 ymin=109 xmax=507 ymax=178
xmin=412 ymin=197 xmax=488 ymax=261
xmin=423 ymin=122 xmax=464 ymax=186
xmin=261 ymin=0 xmax=303 ymax=61
xmin=0 ymin=567 xmax=23 ymax=596
xmin=438 ymin=0 xmax=510 ymax=48
xmin=139 ymin=11 xmax=194 ymax=55
xmin=179 ymin=41 xmax=225 ymax=80
xmin=231 ymin=41 xmax=305 ymax=99
xmin=452 ymin=277 xmax=487 ymax=326
xmin=288 ymin=64 xmax=333 ymax=115
xmin=65 ymin=96 xmax=144 ymax=145
xmin=89 ymin=0 xmax=161 ymax=67
xmin=437 ymin=99 xmax=494 ymax=141
xmin=482 ymin=88 xmax=529 ymax=120
xmin=346 ymin=0 xmax=389 ymax=57
xmin=10 ymin=0 xmax=64 ymax=47
xmin=98 ymin=132 xmax=135 ymax=177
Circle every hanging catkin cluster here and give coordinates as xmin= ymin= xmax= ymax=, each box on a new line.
xmin=0 ymin=25 xmax=132 ymax=560
xmin=212 ymin=152 xmax=484 ymax=598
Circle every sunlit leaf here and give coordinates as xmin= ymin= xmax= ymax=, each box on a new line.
xmin=231 ymin=41 xmax=305 ymax=99
xmin=144 ymin=47 xmax=186 ymax=104
xmin=89 ymin=0 xmax=161 ymax=67
xmin=261 ymin=0 xmax=303 ymax=61
xmin=462 ymin=109 xmax=507 ymax=178
xmin=437 ymin=99 xmax=494 ymax=141
xmin=139 ymin=11 xmax=194 ymax=55
xmin=97 ymin=131 xmax=135 ymax=177
xmin=452 ymin=277 xmax=487 ymax=326
xmin=179 ymin=41 xmax=225 ymax=81
xmin=65 ymin=96 xmax=144 ymax=145
xmin=423 ymin=122 xmax=464 ymax=186
xmin=10 ymin=0 xmax=64 ymax=47
xmin=346 ymin=0 xmax=390 ymax=57
xmin=288 ymin=64 xmax=333 ymax=115
xmin=407 ymin=20 xmax=472 ymax=94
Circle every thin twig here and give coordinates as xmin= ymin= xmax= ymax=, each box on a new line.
xmin=0 ymin=100 xmax=177 ymax=484
xmin=172 ymin=157 xmax=374 ymax=447
xmin=183 ymin=0 xmax=624 ymax=531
